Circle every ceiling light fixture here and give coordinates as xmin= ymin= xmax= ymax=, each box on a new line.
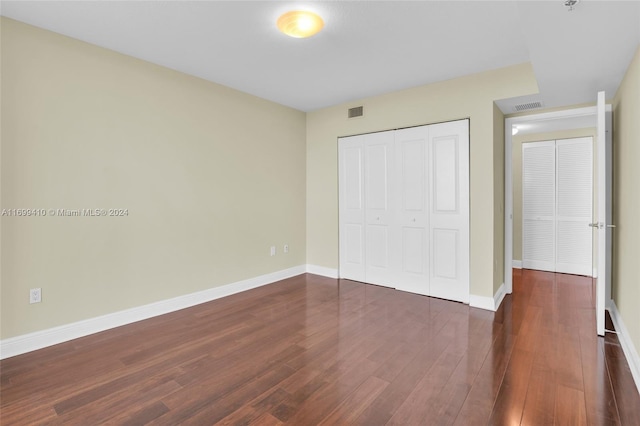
xmin=277 ymin=10 xmax=324 ymax=38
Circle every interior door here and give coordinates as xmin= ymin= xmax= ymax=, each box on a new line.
xmin=393 ymin=125 xmax=430 ymax=294
xmin=338 ymin=135 xmax=366 ymax=282
xmin=364 ymin=131 xmax=395 ymax=287
xmin=595 ymin=91 xmax=612 ymax=336
xmin=428 ymin=120 xmax=470 ymax=303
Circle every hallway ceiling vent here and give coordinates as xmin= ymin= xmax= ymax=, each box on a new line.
xmin=514 ymin=101 xmax=543 ymax=112
xmin=348 ymin=106 xmax=364 ymax=119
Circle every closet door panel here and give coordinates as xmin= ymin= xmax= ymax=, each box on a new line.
xmin=433 ymin=229 xmax=458 ymax=279
xmin=428 ymin=120 xmax=470 ymax=303
xmin=402 ymin=228 xmax=425 ymax=274
xmin=522 ymin=141 xmax=556 ymax=272
xmin=365 ymin=131 xmax=395 ymax=287
xmin=433 ymin=138 xmax=459 ymax=213
xmin=394 ymin=126 xmax=429 ymax=294
xmin=338 ymin=136 xmax=366 ymax=282
xmin=556 ymin=138 xmax=593 ymax=275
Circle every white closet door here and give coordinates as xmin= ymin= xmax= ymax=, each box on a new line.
xmin=394 ymin=125 xmax=430 ymax=294
xmin=555 ymin=138 xmax=593 ymax=276
xmin=522 ymin=141 xmax=556 ymax=272
xmin=338 ymin=135 xmax=366 ymax=282
xmin=364 ymin=131 xmax=396 ymax=287
xmin=428 ymin=120 xmax=470 ymax=303
xmin=339 ymin=120 xmax=470 ymax=303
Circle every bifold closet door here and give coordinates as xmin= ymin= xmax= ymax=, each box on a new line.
xmin=522 ymin=138 xmax=593 ymax=275
xmin=338 ymin=134 xmax=366 ymax=282
xmin=427 ymin=120 xmax=470 ymax=303
xmin=364 ymin=131 xmax=395 ymax=287
xmin=428 ymin=120 xmax=470 ymax=303
xmin=556 ymin=138 xmax=593 ymax=275
xmin=392 ymin=121 xmax=469 ymax=301
xmin=522 ymin=141 xmax=556 ymax=272
xmin=339 ymin=119 xmax=469 ymax=303
xmin=394 ymin=126 xmax=430 ymax=294
xmin=338 ymin=130 xmax=395 ymax=287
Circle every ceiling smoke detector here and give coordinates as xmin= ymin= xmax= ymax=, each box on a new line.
xmin=564 ymin=0 xmax=579 ymax=12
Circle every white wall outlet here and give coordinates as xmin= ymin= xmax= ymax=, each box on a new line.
xmin=284 ymin=244 xmax=289 ymax=253
xmin=29 ymin=288 xmax=42 ymax=304
xmin=270 ymin=246 xmax=276 ymax=256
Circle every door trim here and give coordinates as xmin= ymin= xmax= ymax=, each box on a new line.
xmin=504 ymin=105 xmax=611 ymax=295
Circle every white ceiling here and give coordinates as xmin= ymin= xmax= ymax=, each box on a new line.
xmin=2 ymin=1 xmax=639 ymax=113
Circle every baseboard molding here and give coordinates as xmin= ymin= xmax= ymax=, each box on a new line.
xmin=470 ymin=283 xmax=505 ymax=312
xmin=305 ymin=264 xmax=339 ymax=279
xmin=0 ymin=265 xmax=306 ymax=360
xmin=494 ymin=283 xmax=506 ymax=311
xmin=512 ymin=260 xmax=522 ymax=269
xmin=469 ymin=294 xmax=494 ymax=311
xmin=608 ymin=301 xmax=640 ymax=396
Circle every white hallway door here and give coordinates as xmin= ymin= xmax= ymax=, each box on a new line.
xmin=595 ymin=91 xmax=612 ymax=337
xmin=522 ymin=137 xmax=593 ymax=276
xmin=338 ymin=120 xmax=469 ymax=303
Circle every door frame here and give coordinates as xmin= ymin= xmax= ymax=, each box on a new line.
xmin=504 ymin=105 xmax=611 ymax=296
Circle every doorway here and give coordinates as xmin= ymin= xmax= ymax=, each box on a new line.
xmin=504 ymin=100 xmax=613 ymax=337
xmin=506 ymin=108 xmax=595 ymax=289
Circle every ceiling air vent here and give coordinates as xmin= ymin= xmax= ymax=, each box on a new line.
xmin=514 ymin=101 xmax=543 ymax=112
xmin=348 ymin=106 xmax=364 ymax=119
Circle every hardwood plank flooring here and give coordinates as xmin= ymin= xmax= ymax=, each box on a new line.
xmin=1 ymin=270 xmax=640 ymax=425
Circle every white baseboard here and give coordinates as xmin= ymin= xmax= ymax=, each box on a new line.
xmin=494 ymin=283 xmax=506 ymax=310
xmin=512 ymin=260 xmax=522 ymax=269
xmin=469 ymin=294 xmax=494 ymax=311
xmin=0 ymin=265 xmax=307 ymax=360
xmin=607 ymin=301 xmax=640 ymax=395
xmin=470 ymin=283 xmax=505 ymax=312
xmin=306 ymin=264 xmax=339 ymax=279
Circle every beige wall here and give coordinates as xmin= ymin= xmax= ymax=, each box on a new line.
xmin=512 ymin=128 xmax=597 ymax=262
xmin=0 ymin=18 xmax=307 ymax=339
xmin=306 ymin=64 xmax=538 ymax=298
xmin=612 ymin=45 xmax=640 ymax=360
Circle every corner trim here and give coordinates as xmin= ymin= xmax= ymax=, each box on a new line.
xmin=494 ymin=283 xmax=506 ymax=310
xmin=0 ymin=265 xmax=307 ymax=360
xmin=512 ymin=260 xmax=522 ymax=269
xmin=608 ymin=301 xmax=640 ymax=395
xmin=469 ymin=294 xmax=494 ymax=311
xmin=306 ymin=264 xmax=339 ymax=279
xmin=470 ymin=283 xmax=505 ymax=312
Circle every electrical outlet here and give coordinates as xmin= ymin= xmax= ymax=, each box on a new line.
xmin=30 ymin=288 xmax=42 ymax=304
xmin=270 ymin=246 xmax=276 ymax=256
xmin=284 ymin=244 xmax=289 ymax=253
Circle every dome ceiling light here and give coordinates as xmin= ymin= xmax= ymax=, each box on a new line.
xmin=277 ymin=10 xmax=324 ymax=38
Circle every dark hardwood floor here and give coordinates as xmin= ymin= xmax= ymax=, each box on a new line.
xmin=1 ymin=270 xmax=639 ymax=425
